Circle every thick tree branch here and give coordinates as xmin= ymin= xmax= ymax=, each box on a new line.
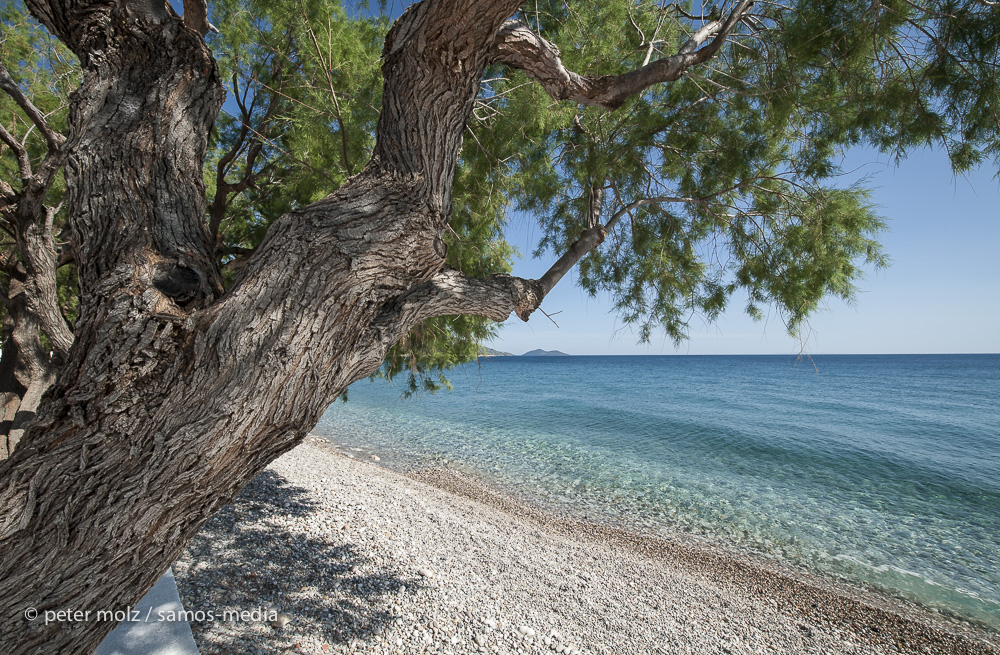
xmin=382 ymin=186 xmax=726 ymax=334
xmin=490 ymin=0 xmax=753 ymax=109
xmin=376 ymin=268 xmax=544 ymax=332
xmin=372 ymin=0 xmax=522 ymax=208
xmin=378 ymin=171 xmax=612 ymax=335
xmin=535 ymin=178 xmax=608 ymax=297
xmin=182 ymin=0 xmax=212 ymax=36
xmin=378 ymin=218 xmax=609 ymax=337
xmin=6 ymin=214 xmax=75 ymax=363
xmin=536 ymin=223 xmax=607 ymax=297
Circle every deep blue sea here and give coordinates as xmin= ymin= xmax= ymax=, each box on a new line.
xmin=313 ymin=354 xmax=1000 ymax=630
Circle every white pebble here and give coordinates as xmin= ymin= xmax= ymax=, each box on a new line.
xmin=269 ymin=612 xmax=291 ymax=629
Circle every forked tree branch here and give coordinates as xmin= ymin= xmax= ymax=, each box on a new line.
xmin=490 ymin=0 xmax=753 ymax=109
xmin=208 ymin=69 xmax=280 ymax=243
xmin=381 ymin=184 xmax=609 ymax=332
xmin=377 ymin=223 xmax=605 ymax=335
xmin=0 ymin=123 xmax=32 ymax=183
xmin=0 ymin=65 xmax=66 ymax=153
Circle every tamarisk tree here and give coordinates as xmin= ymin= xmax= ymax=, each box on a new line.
xmin=0 ymin=0 xmax=996 ymax=652
xmin=0 ymin=3 xmax=76 ymax=460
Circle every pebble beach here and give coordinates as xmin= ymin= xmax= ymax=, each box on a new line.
xmin=173 ymin=437 xmax=1000 ymax=655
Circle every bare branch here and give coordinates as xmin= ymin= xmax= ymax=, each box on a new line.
xmin=378 ymin=222 xmax=609 ymax=341
xmin=216 ymin=74 xmax=254 ymax=178
xmin=0 ymin=65 xmax=66 ymax=153
xmin=297 ymin=0 xmax=353 ymax=175
xmin=491 ymin=0 xmax=753 ymax=110
xmin=209 ymin=61 xmax=284 ymax=244
xmin=0 ymin=123 xmax=32 ymax=183
xmin=209 ymin=74 xmax=256 ymax=241
xmin=381 ymin=220 xmax=614 ymax=338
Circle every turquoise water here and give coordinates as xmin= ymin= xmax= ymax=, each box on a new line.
xmin=313 ymin=354 xmax=1000 ymax=630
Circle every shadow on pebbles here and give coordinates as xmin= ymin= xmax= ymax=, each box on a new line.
xmin=173 ymin=438 xmax=1000 ymax=655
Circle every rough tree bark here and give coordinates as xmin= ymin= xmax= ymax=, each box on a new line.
xmin=0 ymin=63 xmax=73 ymax=459
xmin=0 ymin=214 xmax=69 ymax=457
xmin=0 ymin=0 xmax=750 ymax=652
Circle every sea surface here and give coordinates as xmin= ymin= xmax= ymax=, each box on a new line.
xmin=313 ymin=354 xmax=1000 ymax=630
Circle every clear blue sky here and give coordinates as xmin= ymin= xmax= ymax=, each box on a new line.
xmin=490 ymin=148 xmax=1000 ymax=355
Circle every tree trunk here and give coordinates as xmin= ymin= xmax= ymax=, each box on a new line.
xmin=0 ymin=1 xmax=533 ymax=652
xmin=0 ymin=0 xmax=744 ymax=648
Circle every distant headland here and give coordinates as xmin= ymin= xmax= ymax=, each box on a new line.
xmin=478 ymin=347 xmax=572 ymax=357
xmin=478 ymin=346 xmax=514 ymax=357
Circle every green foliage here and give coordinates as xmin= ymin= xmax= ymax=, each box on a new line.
xmin=0 ymin=1 xmax=77 ymax=140
xmin=0 ymin=0 xmax=76 ymax=203
xmin=483 ymin=0 xmax=995 ymax=343
xmin=379 ymin=316 xmax=489 ymax=396
xmin=206 ymin=0 xmax=386 ymax=244
xmin=3 ymin=0 xmax=997 ymax=381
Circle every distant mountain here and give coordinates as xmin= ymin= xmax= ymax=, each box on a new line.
xmin=521 ymin=349 xmax=571 ymax=357
xmin=478 ymin=346 xmax=514 ymax=357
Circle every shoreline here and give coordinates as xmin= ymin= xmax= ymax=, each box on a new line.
xmin=174 ymin=437 xmax=999 ymax=654
xmin=408 ymin=455 xmax=998 ymax=653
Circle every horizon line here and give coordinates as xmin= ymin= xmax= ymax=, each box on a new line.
xmin=483 ymin=351 xmax=1000 ymax=357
